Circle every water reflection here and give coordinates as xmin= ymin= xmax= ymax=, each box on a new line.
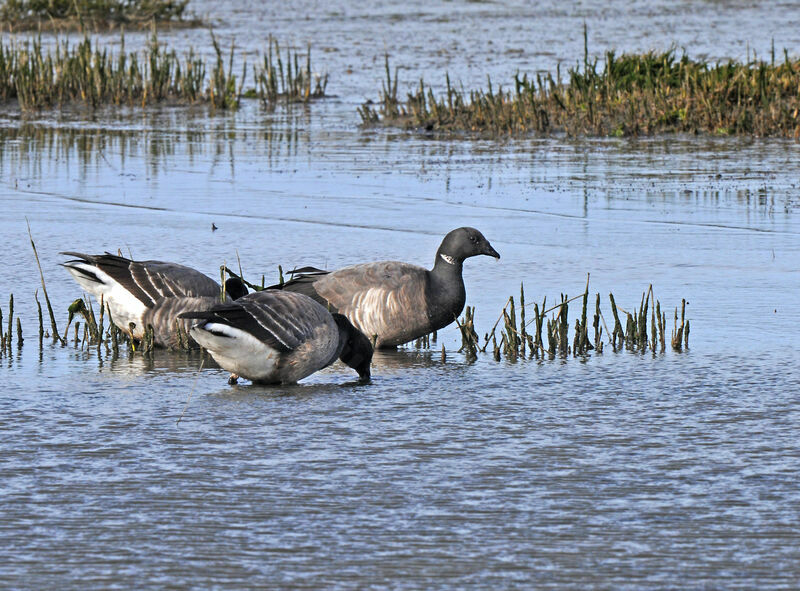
xmin=371 ymin=348 xmax=442 ymax=373
xmin=3 ymin=119 xmax=798 ymax=225
xmin=61 ymin=345 xmax=210 ymax=375
xmin=60 ymin=343 xmax=456 ymax=384
xmin=0 ymin=109 xmax=312 ymax=186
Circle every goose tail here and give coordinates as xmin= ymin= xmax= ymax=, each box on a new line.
xmin=61 ymin=251 xmax=148 ymax=336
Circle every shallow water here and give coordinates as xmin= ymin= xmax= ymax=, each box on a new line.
xmin=2 ymin=1 xmax=800 ymax=589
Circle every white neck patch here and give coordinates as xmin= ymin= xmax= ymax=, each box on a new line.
xmin=440 ymin=253 xmax=457 ymax=265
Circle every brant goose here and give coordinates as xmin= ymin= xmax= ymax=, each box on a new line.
xmin=273 ymin=227 xmax=499 ymax=348
xmin=62 ymin=252 xmax=247 ymax=348
xmin=180 ymin=290 xmax=373 ymax=384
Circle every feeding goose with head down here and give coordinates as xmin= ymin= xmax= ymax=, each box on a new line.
xmin=271 ymin=227 xmax=499 ymax=348
xmin=62 ymin=252 xmax=247 ymax=348
xmin=180 ymin=290 xmax=373 ymax=384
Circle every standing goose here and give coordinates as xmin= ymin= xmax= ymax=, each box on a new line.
xmin=180 ymin=290 xmax=373 ymax=384
xmin=62 ymin=252 xmax=247 ymax=348
xmin=272 ymin=227 xmax=500 ymax=348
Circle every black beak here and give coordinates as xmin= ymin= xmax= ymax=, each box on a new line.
xmin=482 ymin=241 xmax=500 ymax=259
xmin=358 ymin=367 xmax=371 ymax=382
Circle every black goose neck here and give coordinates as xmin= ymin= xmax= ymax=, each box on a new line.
xmin=426 ymin=251 xmax=467 ymax=328
xmin=431 ymin=247 xmax=464 ymax=277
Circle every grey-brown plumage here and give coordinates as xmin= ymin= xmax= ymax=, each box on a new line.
xmin=180 ymin=290 xmax=372 ymax=384
xmin=141 ymin=295 xmax=222 ymax=348
xmin=61 ymin=252 xmax=246 ymax=348
xmin=273 ymin=227 xmax=500 ymax=348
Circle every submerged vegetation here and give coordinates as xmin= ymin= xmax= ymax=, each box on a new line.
xmin=0 ymin=290 xmax=204 ymax=358
xmin=360 ymin=42 xmax=800 ymax=138
xmin=449 ymin=278 xmax=689 ymax=363
xmin=0 ymin=0 xmax=199 ymax=31
xmin=0 ymin=33 xmax=327 ymax=110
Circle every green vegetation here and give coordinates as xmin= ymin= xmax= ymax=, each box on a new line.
xmin=0 ymin=33 xmax=328 ymax=110
xmin=0 ymin=0 xmax=197 ymax=31
xmin=360 ymin=47 xmax=800 ymax=138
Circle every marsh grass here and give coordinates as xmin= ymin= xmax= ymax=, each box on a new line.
xmin=27 ymin=221 xmax=61 ymax=343
xmin=0 ymin=31 xmax=327 ymax=110
xmin=0 ymin=0 xmax=201 ymax=32
xmin=252 ymin=36 xmax=328 ymax=108
xmin=0 ymin=32 xmax=220 ymax=109
xmin=454 ymin=277 xmax=689 ymax=362
xmin=361 ymin=45 xmax=800 ymax=138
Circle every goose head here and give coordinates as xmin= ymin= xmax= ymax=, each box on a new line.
xmin=332 ymin=314 xmax=374 ymax=382
xmin=436 ymin=227 xmax=500 ymax=265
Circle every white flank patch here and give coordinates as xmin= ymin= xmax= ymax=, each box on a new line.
xmin=190 ymin=323 xmax=279 ymax=381
xmin=350 ymin=287 xmax=399 ymax=341
xmin=65 ymin=263 xmax=147 ymax=337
